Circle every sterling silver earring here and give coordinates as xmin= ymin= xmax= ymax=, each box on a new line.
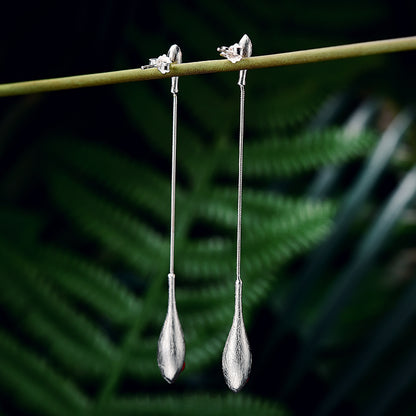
xmin=141 ymin=45 xmax=185 ymax=384
xmin=217 ymin=34 xmax=253 ymax=393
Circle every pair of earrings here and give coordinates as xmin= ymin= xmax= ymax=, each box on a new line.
xmin=141 ymin=35 xmax=252 ymax=392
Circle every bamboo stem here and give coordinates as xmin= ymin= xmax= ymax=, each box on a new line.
xmin=0 ymin=36 xmax=415 ymax=97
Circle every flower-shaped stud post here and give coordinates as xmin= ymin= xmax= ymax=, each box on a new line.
xmin=141 ymin=45 xmax=182 ymax=93
xmin=141 ymin=54 xmax=172 ymax=74
xmin=217 ymin=34 xmax=252 ymax=86
xmin=217 ymin=43 xmax=244 ymax=63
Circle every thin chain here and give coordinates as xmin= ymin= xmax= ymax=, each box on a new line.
xmin=169 ymin=92 xmax=178 ymax=275
xmin=236 ymin=84 xmax=245 ymax=282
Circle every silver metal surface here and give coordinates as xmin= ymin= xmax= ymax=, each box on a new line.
xmin=218 ymin=35 xmax=253 ymax=392
xmin=141 ymin=54 xmax=172 ymax=74
xmin=168 ymin=44 xmax=182 ymax=94
xmin=237 ymin=34 xmax=253 ymax=87
xmin=169 ymin=92 xmax=178 ymax=275
xmin=157 ymin=273 xmax=185 ymax=383
xmin=236 ymin=84 xmax=245 ymax=282
xmin=222 ymin=280 xmax=252 ymax=392
xmin=141 ymin=44 xmax=182 ymax=84
xmin=143 ymin=45 xmax=185 ymax=384
xmin=217 ymin=34 xmax=252 ymax=86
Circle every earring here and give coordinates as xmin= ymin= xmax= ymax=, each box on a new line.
xmin=217 ymin=34 xmax=253 ymax=392
xmin=141 ymin=45 xmax=185 ymax=384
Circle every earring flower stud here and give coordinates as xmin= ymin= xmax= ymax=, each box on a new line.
xmin=141 ymin=53 xmax=173 ymax=74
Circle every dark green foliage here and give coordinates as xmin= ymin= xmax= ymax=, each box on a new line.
xmin=0 ymin=119 xmax=363 ymax=413
xmin=101 ymin=394 xmax=286 ymax=416
xmin=0 ymin=120 xmax=374 ymax=414
xmin=0 ymin=76 xmax=374 ymax=416
xmin=0 ymin=1 xmax=415 ymax=415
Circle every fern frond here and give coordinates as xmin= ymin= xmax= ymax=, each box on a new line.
xmin=0 ymin=278 xmax=117 ymax=377
xmin=217 ymin=128 xmax=375 ymax=178
xmin=197 ymin=187 xmax=335 ymax=228
xmin=39 ymin=246 xmax=141 ymax=325
xmin=48 ymin=172 xmax=168 ymax=276
xmin=47 ymin=165 xmax=334 ymax=285
xmin=44 ymin=138 xmax=177 ymax=224
xmin=180 ymin=199 xmax=335 ymax=280
xmin=178 ymin=273 xmax=272 ymax=326
xmin=0 ymin=240 xmax=118 ymax=376
xmin=181 ymin=332 xmax=227 ymax=371
xmin=176 ymin=278 xmax=234 ymax=308
xmin=242 ymin=212 xmax=334 ymax=276
xmin=101 ymin=394 xmax=287 ymax=416
xmin=0 ymin=331 xmax=88 ymax=416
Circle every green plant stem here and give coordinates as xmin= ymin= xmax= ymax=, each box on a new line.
xmin=0 ymin=36 xmax=415 ymax=97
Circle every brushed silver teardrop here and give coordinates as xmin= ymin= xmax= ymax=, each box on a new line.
xmin=157 ymin=273 xmax=185 ymax=383
xmin=222 ymin=279 xmax=252 ymax=392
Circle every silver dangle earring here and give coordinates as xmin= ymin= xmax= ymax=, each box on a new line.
xmin=141 ymin=45 xmax=185 ymax=384
xmin=217 ymin=34 xmax=253 ymax=392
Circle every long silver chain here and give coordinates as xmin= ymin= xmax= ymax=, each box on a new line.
xmin=236 ymin=84 xmax=245 ymax=282
xmin=169 ymin=92 xmax=178 ymax=275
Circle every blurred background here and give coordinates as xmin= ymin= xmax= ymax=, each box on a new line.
xmin=0 ymin=1 xmax=415 ymax=415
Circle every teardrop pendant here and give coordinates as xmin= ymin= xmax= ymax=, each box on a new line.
xmin=157 ymin=273 xmax=185 ymax=383
xmin=222 ymin=279 xmax=252 ymax=392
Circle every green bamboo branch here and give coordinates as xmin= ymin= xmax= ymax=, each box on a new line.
xmin=0 ymin=36 xmax=415 ymax=97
